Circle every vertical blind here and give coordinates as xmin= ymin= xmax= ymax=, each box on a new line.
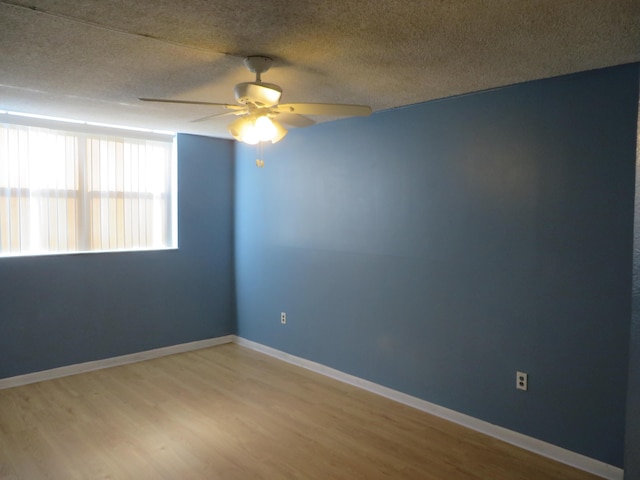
xmin=0 ymin=122 xmax=176 ymax=256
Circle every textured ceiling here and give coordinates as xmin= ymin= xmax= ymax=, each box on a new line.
xmin=1 ymin=0 xmax=639 ymax=139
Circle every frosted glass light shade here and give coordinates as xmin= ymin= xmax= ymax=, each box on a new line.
xmin=228 ymin=115 xmax=288 ymax=145
xmin=255 ymin=116 xmax=276 ymax=141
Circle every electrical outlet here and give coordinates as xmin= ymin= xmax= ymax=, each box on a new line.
xmin=516 ymin=371 xmax=528 ymax=391
xmin=280 ymin=312 xmax=286 ymax=324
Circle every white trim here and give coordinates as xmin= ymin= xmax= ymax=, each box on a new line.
xmin=233 ymin=336 xmax=623 ymax=480
xmin=0 ymin=335 xmax=234 ymax=390
xmin=0 ymin=112 xmax=175 ymax=140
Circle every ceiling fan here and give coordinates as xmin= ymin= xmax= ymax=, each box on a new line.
xmin=139 ymin=56 xmax=372 ymax=145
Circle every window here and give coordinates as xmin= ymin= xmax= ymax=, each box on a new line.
xmin=0 ymin=120 xmax=176 ymax=256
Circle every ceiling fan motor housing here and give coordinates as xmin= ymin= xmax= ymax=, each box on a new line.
xmin=234 ymin=82 xmax=283 ymax=107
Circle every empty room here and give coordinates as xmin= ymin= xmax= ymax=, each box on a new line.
xmin=1 ymin=1 xmax=639 ymax=479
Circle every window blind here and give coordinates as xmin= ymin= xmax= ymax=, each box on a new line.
xmin=0 ymin=122 xmax=176 ymax=256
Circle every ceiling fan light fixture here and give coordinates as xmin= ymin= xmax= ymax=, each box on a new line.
xmin=229 ymin=116 xmax=258 ymax=144
xmin=142 ymin=55 xmax=370 ymax=148
xmin=270 ymin=119 xmax=288 ymax=144
xmin=255 ymin=115 xmax=276 ymax=141
xmin=228 ymin=115 xmax=288 ymax=145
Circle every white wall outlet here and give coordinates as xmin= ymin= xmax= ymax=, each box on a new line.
xmin=516 ymin=371 xmax=528 ymax=391
xmin=280 ymin=312 xmax=286 ymax=324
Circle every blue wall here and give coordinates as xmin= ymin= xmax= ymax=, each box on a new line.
xmin=0 ymin=133 xmax=235 ymax=378
xmin=235 ymin=64 xmax=639 ymax=467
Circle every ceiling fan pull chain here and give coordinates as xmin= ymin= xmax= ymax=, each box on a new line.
xmin=256 ymin=142 xmax=265 ymax=168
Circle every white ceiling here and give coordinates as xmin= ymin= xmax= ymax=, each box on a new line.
xmin=1 ymin=0 xmax=639 ymax=139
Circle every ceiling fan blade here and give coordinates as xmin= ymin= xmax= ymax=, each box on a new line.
xmin=139 ymin=98 xmax=242 ymax=109
xmin=191 ymin=110 xmax=247 ymax=123
xmin=276 ymin=103 xmax=372 ymax=117
xmin=276 ymin=113 xmax=316 ymax=128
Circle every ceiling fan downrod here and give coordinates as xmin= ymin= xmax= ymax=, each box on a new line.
xmin=243 ymin=56 xmax=273 ymax=82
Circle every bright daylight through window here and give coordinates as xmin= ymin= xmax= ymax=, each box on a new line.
xmin=0 ymin=118 xmax=177 ymax=256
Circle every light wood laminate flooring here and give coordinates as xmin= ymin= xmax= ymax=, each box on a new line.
xmin=0 ymin=344 xmax=604 ymax=479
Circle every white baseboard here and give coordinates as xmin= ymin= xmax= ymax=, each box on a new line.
xmin=233 ymin=336 xmax=623 ymax=480
xmin=0 ymin=335 xmax=235 ymax=390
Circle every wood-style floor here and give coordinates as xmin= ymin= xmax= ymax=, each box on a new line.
xmin=0 ymin=344 xmax=603 ymax=479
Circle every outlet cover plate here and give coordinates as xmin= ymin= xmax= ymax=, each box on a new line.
xmin=517 ymin=371 xmax=528 ymax=391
